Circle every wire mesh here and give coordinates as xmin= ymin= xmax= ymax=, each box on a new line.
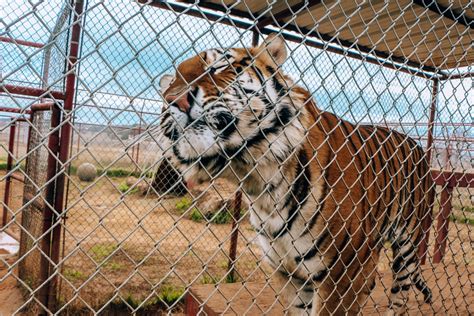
xmin=0 ymin=0 xmax=472 ymax=315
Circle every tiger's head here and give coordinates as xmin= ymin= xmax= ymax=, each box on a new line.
xmin=159 ymin=34 xmax=317 ymax=185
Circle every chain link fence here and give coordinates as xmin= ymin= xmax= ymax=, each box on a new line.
xmin=1 ymin=0 xmax=472 ymax=315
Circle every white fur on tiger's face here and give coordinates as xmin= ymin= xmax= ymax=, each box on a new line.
xmin=159 ymin=34 xmax=433 ymax=315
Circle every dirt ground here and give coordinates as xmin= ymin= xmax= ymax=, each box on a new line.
xmin=0 ymin=170 xmax=472 ymax=314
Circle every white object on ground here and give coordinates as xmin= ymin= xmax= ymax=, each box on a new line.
xmin=0 ymin=232 xmax=19 ymax=258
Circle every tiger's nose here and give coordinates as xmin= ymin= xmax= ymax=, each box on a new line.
xmin=165 ymin=92 xmax=190 ymax=113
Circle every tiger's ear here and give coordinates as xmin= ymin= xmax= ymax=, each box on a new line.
xmin=257 ymin=33 xmax=287 ymax=65
xmin=159 ymin=74 xmax=174 ymax=92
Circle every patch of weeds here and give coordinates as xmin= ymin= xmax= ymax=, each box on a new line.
xmin=175 ymin=197 xmax=192 ymax=213
xmin=217 ymin=260 xmax=228 ymax=269
xmin=225 ymin=273 xmax=239 ymax=283
xmin=159 ymin=285 xmax=184 ymax=305
xmin=461 ymin=205 xmax=474 ymax=213
xmin=209 ymin=209 xmax=232 ymax=224
xmin=200 ymin=274 xmax=219 ymax=284
xmin=90 ymin=244 xmax=117 ymax=261
xmin=124 ymin=293 xmax=141 ymax=308
xmin=0 ymin=162 xmax=25 ymax=171
xmin=63 ymin=268 xmax=85 ymax=281
xmin=105 ymin=261 xmax=126 ymax=271
xmin=189 ymin=208 xmax=204 ymax=222
xmin=118 ymin=182 xmax=138 ymax=194
xmin=449 ymin=214 xmax=474 ymax=225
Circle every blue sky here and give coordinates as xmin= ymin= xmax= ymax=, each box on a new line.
xmin=2 ymin=0 xmax=472 ymax=139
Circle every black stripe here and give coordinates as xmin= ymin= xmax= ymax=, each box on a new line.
xmin=276 ymin=106 xmax=293 ymax=126
xmin=312 ymin=268 xmax=329 ymax=283
xmin=303 ymin=117 xmax=335 ymax=235
xmin=369 ymin=279 xmax=376 ymax=291
xmin=295 ymin=302 xmax=313 ymax=309
xmin=272 ymin=149 xmax=312 ymax=239
xmin=252 ymin=65 xmax=265 ymax=85
xmin=393 ymin=249 xmax=417 ymax=274
xmin=295 ymin=230 xmax=330 ymax=263
xmin=414 ymin=277 xmax=432 ymax=302
xmin=313 ymin=245 xmax=341 ymax=282
xmin=396 ymin=271 xmax=411 ymax=282
xmin=265 ymin=66 xmax=287 ymax=97
xmin=303 ymin=287 xmax=314 ymax=293
xmin=277 ymin=269 xmax=306 ymax=283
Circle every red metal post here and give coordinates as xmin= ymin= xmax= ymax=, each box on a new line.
xmin=433 ymin=145 xmax=454 ymax=264
xmin=15 ymin=121 xmax=21 ymax=157
xmin=38 ymin=0 xmax=85 ymax=312
xmin=433 ymin=185 xmax=453 ymax=263
xmin=227 ymin=190 xmax=243 ymax=281
xmin=1 ymin=120 xmax=16 ymax=228
xmin=76 ymin=123 xmax=81 ymax=155
xmin=135 ymin=124 xmax=142 ymax=165
xmin=252 ymin=29 xmax=259 ymax=47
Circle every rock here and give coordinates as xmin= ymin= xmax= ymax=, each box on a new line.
xmin=137 ymin=182 xmax=149 ymax=195
xmin=77 ymin=163 xmax=97 ymax=182
xmin=126 ymin=176 xmax=138 ymax=187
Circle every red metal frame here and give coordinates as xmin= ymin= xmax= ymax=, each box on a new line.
xmin=0 ymin=36 xmax=45 ymax=48
xmin=1 ymin=84 xmax=66 ymax=100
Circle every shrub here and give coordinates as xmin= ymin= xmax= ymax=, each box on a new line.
xmin=90 ymin=244 xmax=117 ymax=261
xmin=189 ymin=208 xmax=204 ymax=222
xmin=175 ymin=197 xmax=192 ymax=213
xmin=159 ymin=285 xmax=184 ymax=305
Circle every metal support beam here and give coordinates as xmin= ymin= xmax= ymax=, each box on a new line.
xmin=281 ymin=23 xmax=443 ymax=75
xmin=149 ymin=2 xmax=437 ymax=79
xmin=252 ymin=29 xmax=259 ymax=47
xmin=412 ymin=0 xmax=473 ymax=29
xmin=440 ymin=72 xmax=474 ymax=80
xmin=0 ymin=84 xmax=66 ymax=100
xmin=257 ymin=0 xmax=322 ymax=29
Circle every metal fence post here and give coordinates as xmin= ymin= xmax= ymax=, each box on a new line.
xmin=38 ymin=0 xmax=85 ymax=312
xmin=1 ymin=119 xmax=16 ymax=228
xmin=227 ymin=190 xmax=242 ymax=281
xmin=418 ymin=78 xmax=439 ymax=265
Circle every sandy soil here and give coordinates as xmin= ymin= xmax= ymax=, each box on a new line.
xmin=0 ymin=257 xmax=24 ymax=316
xmin=0 ymin=169 xmax=472 ymax=314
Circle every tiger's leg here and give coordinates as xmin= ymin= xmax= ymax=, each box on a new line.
xmin=388 ymin=235 xmax=431 ymax=315
xmin=312 ymin=255 xmax=378 ymax=315
xmin=274 ymin=270 xmax=314 ymax=315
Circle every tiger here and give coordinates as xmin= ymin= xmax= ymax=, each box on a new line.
xmin=158 ymin=33 xmax=433 ymax=315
